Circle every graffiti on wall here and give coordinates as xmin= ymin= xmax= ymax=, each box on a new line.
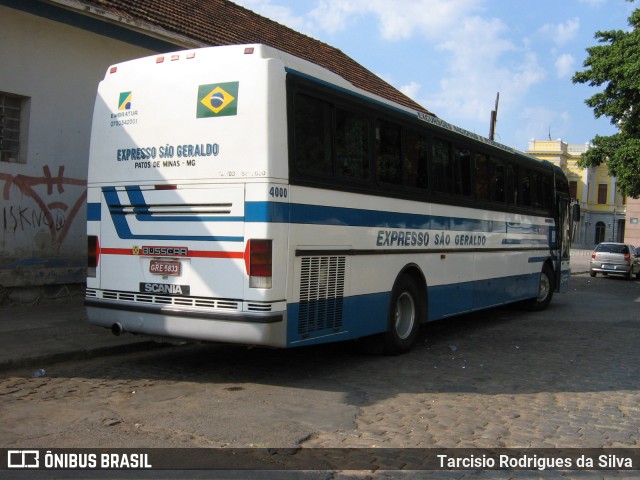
xmin=1 ymin=165 xmax=87 ymax=250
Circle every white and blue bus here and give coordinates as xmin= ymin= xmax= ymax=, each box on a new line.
xmin=86 ymin=44 xmax=572 ymax=354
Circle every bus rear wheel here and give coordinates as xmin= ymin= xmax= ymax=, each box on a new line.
xmin=383 ymin=275 xmax=424 ymax=354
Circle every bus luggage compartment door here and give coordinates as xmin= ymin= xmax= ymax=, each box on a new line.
xmin=99 ymin=184 xmax=246 ymax=300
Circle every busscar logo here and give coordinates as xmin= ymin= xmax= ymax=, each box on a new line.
xmin=197 ymin=82 xmax=239 ymax=118
xmin=134 ymin=246 xmax=188 ymax=257
xmin=8 ymin=450 xmax=39 ymax=468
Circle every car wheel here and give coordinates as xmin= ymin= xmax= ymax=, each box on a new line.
xmin=590 ymin=271 xmax=596 ymax=277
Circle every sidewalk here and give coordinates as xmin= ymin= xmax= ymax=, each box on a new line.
xmin=0 ymin=249 xmax=594 ymax=373
xmin=0 ymin=298 xmax=155 ymax=372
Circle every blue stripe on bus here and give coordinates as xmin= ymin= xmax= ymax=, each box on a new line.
xmin=285 ymin=271 xmax=540 ymax=346
xmin=528 ymin=256 xmax=549 ymax=263
xmin=123 ymin=187 xmax=245 ymax=222
xmin=245 ymin=201 xmax=290 ymax=223
xmin=87 ymin=203 xmax=101 ymax=221
xmin=125 ymin=186 xmax=147 ymax=211
xmin=502 ymin=239 xmax=549 ymax=245
xmin=245 ymin=201 xmax=548 ymax=233
xmin=286 ymin=291 xmax=389 ymax=346
xmin=102 ymin=188 xmax=243 ymax=242
xmin=133 ymin=214 xmax=246 ymax=222
xmin=99 ymin=187 xmax=550 ymax=241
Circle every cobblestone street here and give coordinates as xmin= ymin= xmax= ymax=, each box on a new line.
xmin=302 ymin=276 xmax=639 ymax=450
xmin=1 ymin=274 xmax=638 ymax=478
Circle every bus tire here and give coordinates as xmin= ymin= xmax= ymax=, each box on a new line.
xmin=383 ymin=275 xmax=424 ymax=354
xmin=524 ymin=263 xmax=554 ymax=311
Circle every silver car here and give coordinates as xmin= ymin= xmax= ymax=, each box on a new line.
xmin=590 ymin=242 xmax=640 ymax=280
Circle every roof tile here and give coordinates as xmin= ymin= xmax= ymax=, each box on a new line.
xmin=76 ymin=0 xmax=431 ymax=114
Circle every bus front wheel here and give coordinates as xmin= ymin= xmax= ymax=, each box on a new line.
xmin=524 ymin=263 xmax=555 ymax=311
xmin=383 ymin=275 xmax=424 ymax=354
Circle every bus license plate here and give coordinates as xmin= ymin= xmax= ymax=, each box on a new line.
xmin=150 ymin=260 xmax=181 ymax=276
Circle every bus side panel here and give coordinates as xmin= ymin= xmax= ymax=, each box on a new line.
xmin=286 ymin=291 xmax=389 ymax=346
xmin=428 ymin=271 xmax=539 ymax=320
xmin=284 ymin=187 xmax=554 ymax=343
xmin=472 ymin=250 xmax=504 ymax=309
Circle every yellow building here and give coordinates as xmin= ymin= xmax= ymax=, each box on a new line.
xmin=526 ymin=139 xmax=626 ymax=248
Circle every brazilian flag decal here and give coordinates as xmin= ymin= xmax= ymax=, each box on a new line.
xmin=197 ymin=82 xmax=239 ymax=118
xmin=119 ymin=91 xmax=132 ymax=110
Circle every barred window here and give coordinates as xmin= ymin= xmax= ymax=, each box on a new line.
xmin=1 ymin=92 xmax=28 ymax=163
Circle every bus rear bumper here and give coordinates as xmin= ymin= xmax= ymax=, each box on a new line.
xmin=85 ymin=299 xmax=288 ymax=348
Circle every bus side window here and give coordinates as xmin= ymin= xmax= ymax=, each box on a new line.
xmin=404 ymin=131 xmax=428 ymax=190
xmin=375 ymin=118 xmax=401 ymax=185
xmin=505 ymin=163 xmax=518 ymax=206
xmin=540 ymin=174 xmax=553 ymax=211
xmin=453 ymin=146 xmax=472 ymax=197
xmin=336 ymin=107 xmax=370 ymax=180
xmin=520 ymin=169 xmax=532 ymax=207
xmin=488 ymin=157 xmax=505 ymax=203
xmin=294 ymin=93 xmax=332 ymax=178
xmin=474 ymin=153 xmax=489 ymax=201
xmin=432 ymin=138 xmax=452 ymax=194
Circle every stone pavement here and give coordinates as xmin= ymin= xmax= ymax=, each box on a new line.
xmin=0 ymin=250 xmax=593 ymax=373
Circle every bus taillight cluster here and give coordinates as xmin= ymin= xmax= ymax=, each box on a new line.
xmin=88 ymin=235 xmax=100 ymax=277
xmin=245 ymin=239 xmax=272 ymax=289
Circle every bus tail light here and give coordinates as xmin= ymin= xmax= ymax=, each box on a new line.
xmin=245 ymin=239 xmax=272 ymax=288
xmin=88 ymin=235 xmax=100 ymax=277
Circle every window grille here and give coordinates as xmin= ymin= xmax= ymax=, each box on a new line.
xmin=1 ymin=93 xmax=24 ymax=163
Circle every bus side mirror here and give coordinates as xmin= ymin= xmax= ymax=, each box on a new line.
xmin=572 ymin=204 xmax=580 ymax=222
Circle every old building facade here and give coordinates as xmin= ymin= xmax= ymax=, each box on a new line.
xmin=526 ymin=139 xmax=627 ymax=248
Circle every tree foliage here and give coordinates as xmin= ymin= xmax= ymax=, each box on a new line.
xmin=572 ymin=4 xmax=640 ymax=197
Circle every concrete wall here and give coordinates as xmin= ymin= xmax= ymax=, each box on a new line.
xmin=0 ymin=6 xmax=154 ymax=288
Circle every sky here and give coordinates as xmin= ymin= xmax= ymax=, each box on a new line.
xmin=232 ymin=0 xmax=636 ymax=152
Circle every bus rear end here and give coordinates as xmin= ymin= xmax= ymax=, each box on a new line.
xmin=85 ymin=45 xmax=290 ymax=347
